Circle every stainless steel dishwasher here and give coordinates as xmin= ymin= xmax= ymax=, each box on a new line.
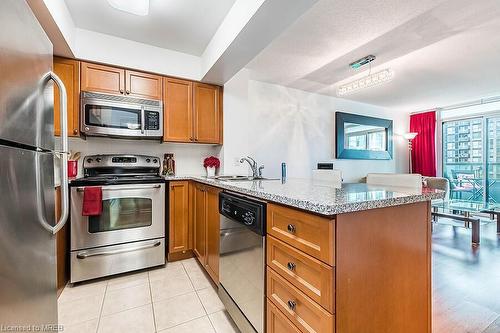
xmin=218 ymin=191 xmax=266 ymax=333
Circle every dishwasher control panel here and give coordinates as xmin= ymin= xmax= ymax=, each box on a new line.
xmin=219 ymin=192 xmax=266 ymax=235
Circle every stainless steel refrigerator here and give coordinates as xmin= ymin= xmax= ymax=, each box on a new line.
xmin=0 ymin=0 xmax=69 ymax=327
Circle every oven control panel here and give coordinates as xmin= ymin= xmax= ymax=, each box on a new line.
xmin=84 ymin=154 xmax=160 ymax=169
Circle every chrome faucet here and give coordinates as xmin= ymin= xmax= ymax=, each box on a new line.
xmin=258 ymin=165 xmax=265 ymax=178
xmin=240 ymin=156 xmax=259 ymax=178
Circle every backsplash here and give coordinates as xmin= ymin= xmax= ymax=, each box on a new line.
xmin=64 ymin=137 xmax=222 ymax=178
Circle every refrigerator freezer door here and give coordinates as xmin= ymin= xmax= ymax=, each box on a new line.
xmin=0 ymin=145 xmax=57 ymax=326
xmin=0 ymin=0 xmax=54 ymax=151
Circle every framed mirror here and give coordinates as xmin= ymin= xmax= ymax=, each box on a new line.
xmin=335 ymin=111 xmax=393 ymax=160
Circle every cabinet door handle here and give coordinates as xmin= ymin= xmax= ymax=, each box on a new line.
xmin=119 ymin=89 xmax=124 ymax=94
xmin=73 ymin=129 xmax=78 ymax=135
xmin=126 ymin=90 xmax=130 ymax=95
xmin=287 ymin=300 xmax=297 ymax=311
xmin=287 ymin=262 xmax=296 ymax=271
xmin=287 ymin=224 xmax=296 ymax=233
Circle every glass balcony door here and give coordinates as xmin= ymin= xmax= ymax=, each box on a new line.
xmin=486 ymin=116 xmax=500 ymax=203
xmin=443 ymin=114 xmax=500 ymax=204
xmin=443 ymin=118 xmax=484 ymax=203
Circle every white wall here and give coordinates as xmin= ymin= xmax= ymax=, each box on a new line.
xmin=74 ymin=29 xmax=201 ymax=80
xmin=67 ymin=137 xmax=221 ymax=178
xmin=222 ymin=70 xmax=409 ymax=182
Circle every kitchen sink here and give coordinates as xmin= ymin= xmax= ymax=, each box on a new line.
xmin=214 ymin=175 xmax=278 ymax=181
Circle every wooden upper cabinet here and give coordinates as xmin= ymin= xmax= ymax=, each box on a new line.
xmin=163 ymin=78 xmax=193 ymax=142
xmin=194 ymin=83 xmax=221 ymax=144
xmin=53 ymin=57 xmax=80 ymax=137
xmin=81 ymin=62 xmax=125 ymax=95
xmin=125 ymin=70 xmax=162 ymax=100
xmin=169 ymin=181 xmax=190 ymax=254
xmin=205 ymin=186 xmax=221 ymax=284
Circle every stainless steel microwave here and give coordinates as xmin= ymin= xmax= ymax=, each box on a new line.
xmin=81 ymin=91 xmax=163 ymax=139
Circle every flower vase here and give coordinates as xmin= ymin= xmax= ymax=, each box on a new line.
xmin=206 ymin=167 xmax=216 ymax=178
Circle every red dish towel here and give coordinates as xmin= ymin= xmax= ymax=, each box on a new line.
xmin=82 ymin=186 xmax=102 ymax=216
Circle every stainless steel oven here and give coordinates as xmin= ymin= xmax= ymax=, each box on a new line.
xmin=69 ymin=154 xmax=165 ymax=283
xmin=81 ymin=91 xmax=163 ymax=139
xmin=70 ymin=183 xmax=165 ymax=250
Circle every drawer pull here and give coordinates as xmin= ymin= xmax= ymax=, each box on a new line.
xmin=287 ymin=262 xmax=296 ymax=271
xmin=287 ymin=300 xmax=297 ymax=311
xmin=287 ymin=224 xmax=296 ymax=233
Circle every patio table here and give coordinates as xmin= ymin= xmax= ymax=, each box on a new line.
xmin=431 ymin=199 xmax=500 ymax=245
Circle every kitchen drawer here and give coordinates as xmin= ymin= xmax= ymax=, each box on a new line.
xmin=71 ymin=238 xmax=165 ymax=283
xmin=267 ymin=299 xmax=302 ymax=333
xmin=267 ymin=204 xmax=335 ymax=265
xmin=267 ymin=235 xmax=334 ymax=313
xmin=267 ymin=267 xmax=334 ymax=333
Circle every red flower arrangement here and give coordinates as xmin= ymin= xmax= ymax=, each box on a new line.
xmin=203 ymin=156 xmax=220 ymax=169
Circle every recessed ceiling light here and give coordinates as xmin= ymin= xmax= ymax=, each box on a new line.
xmin=107 ymin=0 xmax=149 ymax=16
xmin=337 ymin=69 xmax=394 ymax=96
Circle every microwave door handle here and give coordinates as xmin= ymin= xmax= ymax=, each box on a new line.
xmin=140 ymin=106 xmax=145 ymax=135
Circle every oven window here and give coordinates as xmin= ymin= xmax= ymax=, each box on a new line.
xmin=88 ymin=198 xmax=152 ymax=233
xmin=85 ymin=105 xmax=141 ymax=129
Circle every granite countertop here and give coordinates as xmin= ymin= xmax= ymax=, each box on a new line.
xmin=164 ymin=176 xmax=444 ymax=216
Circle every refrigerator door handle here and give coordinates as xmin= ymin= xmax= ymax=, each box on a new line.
xmin=36 ymin=71 xmax=69 ymax=234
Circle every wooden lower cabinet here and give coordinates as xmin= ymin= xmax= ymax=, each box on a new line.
xmin=193 ymin=183 xmax=207 ymax=262
xmin=205 ymin=186 xmax=220 ymax=283
xmin=55 ymin=187 xmax=69 ymax=297
xmin=168 ymin=181 xmax=190 ymax=256
xmin=267 ymin=235 xmax=334 ymax=313
xmin=265 ymin=204 xmax=335 ymax=333
xmin=266 ymin=300 xmax=302 ymax=333
xmin=265 ymin=201 xmax=431 ymax=333
xmin=267 ymin=268 xmax=334 ymax=333
xmin=335 ymin=202 xmax=431 ymax=333
xmin=267 ymin=203 xmax=335 ymax=265
xmin=192 ymin=182 xmax=221 ymax=283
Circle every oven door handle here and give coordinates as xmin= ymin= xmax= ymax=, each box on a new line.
xmin=76 ymin=240 xmax=161 ymax=259
xmin=75 ymin=184 xmax=162 ymax=192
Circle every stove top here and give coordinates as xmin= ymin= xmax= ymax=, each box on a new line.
xmin=70 ymin=154 xmax=165 ymax=186
xmin=70 ymin=175 xmax=164 ymax=186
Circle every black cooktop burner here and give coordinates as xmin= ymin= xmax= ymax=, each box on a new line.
xmin=70 ymin=174 xmax=165 ymax=186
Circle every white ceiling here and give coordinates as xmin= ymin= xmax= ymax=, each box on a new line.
xmin=246 ymin=0 xmax=500 ymax=111
xmin=64 ymin=0 xmax=236 ymax=56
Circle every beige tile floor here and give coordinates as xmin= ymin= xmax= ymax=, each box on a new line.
xmin=58 ymin=258 xmax=240 ymax=333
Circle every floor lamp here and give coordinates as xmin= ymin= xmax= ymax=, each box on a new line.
xmin=403 ymin=132 xmax=418 ymax=173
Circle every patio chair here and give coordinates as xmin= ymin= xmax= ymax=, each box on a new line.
xmin=449 ymin=170 xmax=480 ymax=200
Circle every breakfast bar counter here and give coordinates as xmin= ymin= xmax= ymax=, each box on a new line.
xmin=165 ymin=176 xmax=444 ymax=333
xmin=165 ymin=176 xmax=444 ymax=215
